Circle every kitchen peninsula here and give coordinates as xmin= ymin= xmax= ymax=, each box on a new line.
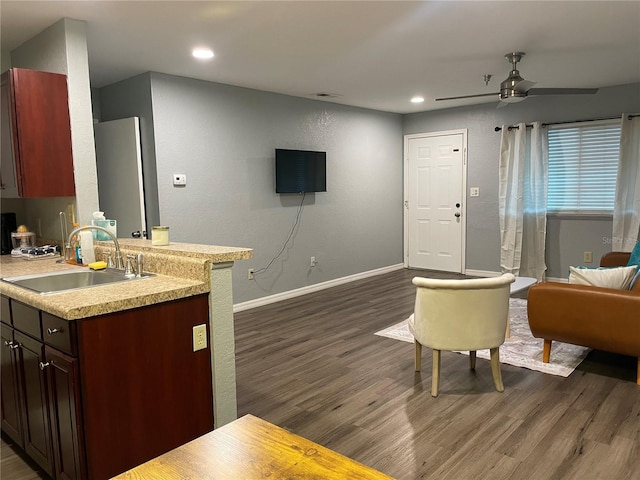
xmin=0 ymin=239 xmax=252 ymax=480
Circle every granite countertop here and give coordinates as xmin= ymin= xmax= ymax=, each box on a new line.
xmin=0 ymin=240 xmax=252 ymax=321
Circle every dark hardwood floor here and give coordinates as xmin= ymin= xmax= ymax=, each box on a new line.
xmin=2 ymin=268 xmax=638 ymax=479
xmin=234 ymin=268 xmax=639 ymax=480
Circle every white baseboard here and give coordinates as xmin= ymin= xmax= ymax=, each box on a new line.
xmin=233 ymin=264 xmax=404 ymax=313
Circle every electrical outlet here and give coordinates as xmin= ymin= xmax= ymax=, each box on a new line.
xmin=248 ymin=268 xmax=254 ymax=280
xmin=470 ymin=187 xmax=480 ymax=197
xmin=192 ymin=324 xmax=207 ymax=352
xmin=583 ymin=251 xmax=593 ymax=263
xmin=173 ymin=174 xmax=187 ymax=186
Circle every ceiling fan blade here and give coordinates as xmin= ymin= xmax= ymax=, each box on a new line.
xmin=514 ymin=79 xmax=536 ymax=93
xmin=435 ymin=92 xmax=498 ymax=101
xmin=527 ymin=87 xmax=599 ymax=96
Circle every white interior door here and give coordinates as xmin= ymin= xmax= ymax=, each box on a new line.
xmin=405 ymin=131 xmax=465 ymax=272
xmin=94 ymin=117 xmax=147 ymax=238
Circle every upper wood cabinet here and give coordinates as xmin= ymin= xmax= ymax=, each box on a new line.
xmin=1 ymin=68 xmax=75 ymax=198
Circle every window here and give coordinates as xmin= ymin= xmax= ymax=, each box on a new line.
xmin=547 ymin=120 xmax=620 ymax=214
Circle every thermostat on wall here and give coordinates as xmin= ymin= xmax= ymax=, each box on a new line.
xmin=173 ymin=174 xmax=187 ymax=186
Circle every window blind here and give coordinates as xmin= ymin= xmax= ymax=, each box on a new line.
xmin=547 ymin=120 xmax=620 ymax=214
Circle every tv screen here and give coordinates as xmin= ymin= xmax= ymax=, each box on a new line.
xmin=275 ymin=149 xmax=326 ymax=193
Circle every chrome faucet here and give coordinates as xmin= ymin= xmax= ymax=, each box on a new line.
xmin=67 ymin=225 xmax=124 ymax=269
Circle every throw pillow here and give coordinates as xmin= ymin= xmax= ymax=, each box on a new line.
xmin=569 ymin=265 xmax=638 ymax=290
xmin=627 ymin=241 xmax=640 ymax=268
xmin=630 ymin=268 xmax=640 ymax=292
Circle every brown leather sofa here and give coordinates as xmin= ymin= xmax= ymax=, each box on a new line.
xmin=527 ymin=252 xmax=640 ymax=385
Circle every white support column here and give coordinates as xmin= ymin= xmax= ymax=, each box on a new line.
xmin=207 ymin=261 xmax=238 ymax=428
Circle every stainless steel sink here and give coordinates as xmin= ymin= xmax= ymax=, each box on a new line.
xmin=1 ymin=268 xmax=154 ymax=295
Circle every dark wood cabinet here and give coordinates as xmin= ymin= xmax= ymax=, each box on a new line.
xmin=0 ymin=68 xmax=75 ymax=197
xmin=1 ymin=299 xmax=84 ymax=480
xmin=1 ymin=304 xmax=56 ymax=477
xmin=15 ymin=329 xmax=55 ymax=476
xmin=78 ymin=294 xmax=214 ymax=480
xmin=1 ymin=322 xmax=23 ymax=443
xmin=45 ymin=346 xmax=85 ymax=480
xmin=1 ymin=293 xmax=213 ymax=480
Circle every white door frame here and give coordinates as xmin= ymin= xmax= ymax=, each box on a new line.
xmin=403 ymin=129 xmax=468 ymax=273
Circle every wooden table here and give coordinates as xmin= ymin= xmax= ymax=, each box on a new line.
xmin=112 ymin=414 xmax=393 ymax=479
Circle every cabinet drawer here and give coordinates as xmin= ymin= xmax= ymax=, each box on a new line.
xmin=42 ymin=313 xmax=76 ymax=356
xmin=1 ymin=296 xmax=11 ymax=325
xmin=12 ymin=300 xmax=41 ymax=340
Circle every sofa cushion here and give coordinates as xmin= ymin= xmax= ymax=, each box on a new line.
xmin=569 ymin=265 xmax=638 ymax=290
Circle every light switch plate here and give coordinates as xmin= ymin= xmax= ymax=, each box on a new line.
xmin=470 ymin=187 xmax=480 ymax=197
xmin=173 ymin=174 xmax=187 ymax=186
xmin=192 ymin=324 xmax=207 ymax=351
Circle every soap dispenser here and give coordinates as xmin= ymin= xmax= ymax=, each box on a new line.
xmin=71 ymin=223 xmax=82 ymax=264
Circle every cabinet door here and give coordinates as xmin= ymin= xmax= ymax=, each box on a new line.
xmin=45 ymin=346 xmax=86 ymax=480
xmin=6 ymin=68 xmax=75 ymax=198
xmin=0 ymin=73 xmax=18 ymax=196
xmin=15 ymin=331 xmax=54 ymax=476
xmin=1 ymin=323 xmax=22 ymax=444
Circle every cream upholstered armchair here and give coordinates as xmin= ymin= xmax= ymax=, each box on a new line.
xmin=409 ymin=274 xmax=515 ymax=397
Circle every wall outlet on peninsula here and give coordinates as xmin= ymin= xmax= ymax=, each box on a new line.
xmin=192 ymin=324 xmax=207 ymax=352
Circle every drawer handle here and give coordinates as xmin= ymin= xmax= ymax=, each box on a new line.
xmin=39 ymin=361 xmax=54 ymax=371
xmin=47 ymin=328 xmax=62 ymax=335
xmin=4 ymin=340 xmax=20 ymax=350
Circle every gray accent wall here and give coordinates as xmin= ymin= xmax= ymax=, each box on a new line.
xmin=403 ymin=83 xmax=640 ymax=278
xmin=98 ymin=73 xmax=403 ymax=303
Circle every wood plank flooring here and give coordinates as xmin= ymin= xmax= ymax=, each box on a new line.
xmin=2 ymin=268 xmax=638 ymax=479
xmin=234 ymin=268 xmax=639 ymax=480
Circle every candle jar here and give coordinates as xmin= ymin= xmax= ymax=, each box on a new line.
xmin=151 ymin=226 xmax=170 ymax=246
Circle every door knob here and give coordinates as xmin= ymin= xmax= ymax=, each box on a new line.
xmin=454 ymin=212 xmax=461 ymax=218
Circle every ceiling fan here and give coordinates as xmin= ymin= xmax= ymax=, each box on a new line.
xmin=435 ymin=52 xmax=599 ymax=104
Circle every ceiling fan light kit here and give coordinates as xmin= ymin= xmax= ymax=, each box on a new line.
xmin=435 ymin=51 xmax=598 ymax=104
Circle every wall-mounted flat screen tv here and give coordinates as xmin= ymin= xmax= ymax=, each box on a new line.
xmin=275 ymin=149 xmax=326 ymax=193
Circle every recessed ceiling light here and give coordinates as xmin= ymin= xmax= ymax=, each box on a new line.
xmin=411 ymin=96 xmax=425 ymax=103
xmin=192 ymin=48 xmax=214 ymax=60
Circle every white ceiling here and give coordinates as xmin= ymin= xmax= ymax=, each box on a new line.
xmin=2 ymin=1 xmax=639 ymax=114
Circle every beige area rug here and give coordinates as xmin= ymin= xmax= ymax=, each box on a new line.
xmin=375 ymin=298 xmax=591 ymax=377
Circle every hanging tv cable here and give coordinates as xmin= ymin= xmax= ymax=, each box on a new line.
xmin=252 ymin=192 xmax=306 ymax=276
